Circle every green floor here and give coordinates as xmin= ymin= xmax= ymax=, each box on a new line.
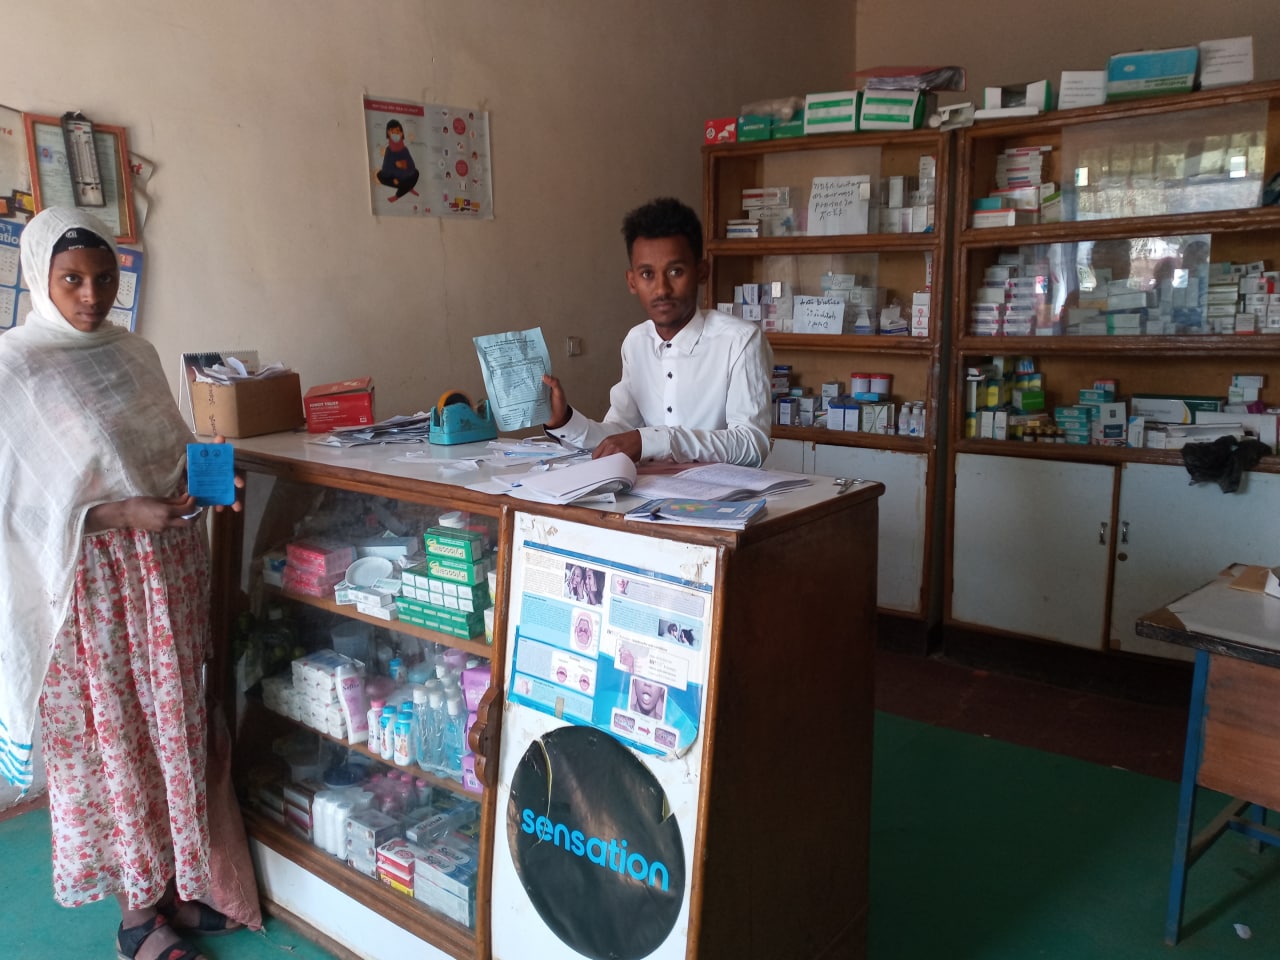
xmin=1 ymin=713 xmax=1275 ymax=958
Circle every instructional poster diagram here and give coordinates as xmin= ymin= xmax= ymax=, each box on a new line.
xmin=507 ymin=524 xmax=712 ymax=757
xmin=363 ymin=96 xmax=493 ymax=220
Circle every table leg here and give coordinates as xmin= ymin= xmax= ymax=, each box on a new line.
xmin=1166 ymin=649 xmax=1210 ymax=946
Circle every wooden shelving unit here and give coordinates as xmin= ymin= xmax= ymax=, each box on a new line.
xmin=945 ymin=80 xmax=1280 ymax=660
xmin=702 ymin=127 xmax=954 ymax=623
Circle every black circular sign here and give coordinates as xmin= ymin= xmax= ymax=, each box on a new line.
xmin=507 ymin=726 xmax=685 ymax=960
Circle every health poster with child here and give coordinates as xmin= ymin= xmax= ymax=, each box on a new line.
xmin=505 ymin=515 xmax=712 ymax=758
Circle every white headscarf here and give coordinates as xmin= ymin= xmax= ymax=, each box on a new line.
xmin=0 ymin=208 xmax=193 ymax=791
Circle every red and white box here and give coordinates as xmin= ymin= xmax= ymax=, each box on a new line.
xmin=704 ymin=117 xmax=736 ymax=144
xmin=304 ymin=377 xmax=375 ymax=433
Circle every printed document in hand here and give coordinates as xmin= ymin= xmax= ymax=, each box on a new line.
xmin=504 ymin=451 xmax=637 ymax=504
xmin=473 ymin=327 xmax=552 ymax=431
xmin=630 ymin=463 xmax=810 ymax=502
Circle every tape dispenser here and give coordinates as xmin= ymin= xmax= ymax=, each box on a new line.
xmin=429 ymin=391 xmax=498 ymax=445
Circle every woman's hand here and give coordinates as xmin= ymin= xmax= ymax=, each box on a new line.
xmin=208 ymin=433 xmax=246 ymax=514
xmin=85 ymin=495 xmax=204 ymax=534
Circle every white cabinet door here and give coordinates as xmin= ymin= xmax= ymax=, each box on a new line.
xmin=811 ymin=445 xmax=928 ymax=615
xmin=765 ymin=437 xmax=807 ymax=473
xmin=951 ymin=454 xmax=1114 ymax=648
xmin=1110 ymin=463 xmax=1280 ymax=660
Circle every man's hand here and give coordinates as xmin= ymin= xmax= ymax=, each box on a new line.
xmin=542 ymin=374 xmax=571 ymax=429
xmin=592 ymin=430 xmax=642 ymax=462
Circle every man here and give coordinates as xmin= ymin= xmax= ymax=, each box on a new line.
xmin=543 ymin=197 xmax=773 ymax=466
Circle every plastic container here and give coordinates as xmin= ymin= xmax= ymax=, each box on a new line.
xmin=437 ymin=510 xmax=467 ymax=529
xmin=443 ymin=693 xmax=466 ymax=782
xmin=851 ymin=373 xmax=871 ymax=394
xmin=331 ymin=621 xmax=373 ymax=665
xmin=869 ymin=373 xmax=892 ymax=395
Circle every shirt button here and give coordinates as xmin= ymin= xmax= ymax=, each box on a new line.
xmin=667 ymin=372 xmax=673 ymax=379
xmin=667 ymin=406 xmax=672 ymax=413
xmin=664 ymin=342 xmax=671 ymax=348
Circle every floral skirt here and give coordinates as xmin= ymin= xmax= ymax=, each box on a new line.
xmin=39 ymin=523 xmax=212 ymax=909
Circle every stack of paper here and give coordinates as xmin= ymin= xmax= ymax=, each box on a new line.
xmin=311 ymin=412 xmax=434 ymax=447
xmin=504 ymin=452 xmax=637 ymax=504
xmin=631 ymin=463 xmax=810 ymax=502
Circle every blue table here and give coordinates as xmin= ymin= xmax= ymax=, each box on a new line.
xmin=1137 ymin=568 xmax=1280 ymax=945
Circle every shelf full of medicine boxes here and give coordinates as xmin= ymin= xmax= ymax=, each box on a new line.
xmin=703 ymin=128 xmax=952 ymax=448
xmin=949 ymin=84 xmax=1280 ymax=475
xmin=217 ymin=468 xmax=510 ymax=960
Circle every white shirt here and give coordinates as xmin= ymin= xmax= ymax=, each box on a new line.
xmin=548 ymin=309 xmax=774 ymax=466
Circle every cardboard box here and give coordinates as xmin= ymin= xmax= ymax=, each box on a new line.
xmin=858 ymin=89 xmax=928 ymax=131
xmin=304 ymin=377 xmax=375 ymax=432
xmin=736 ymin=114 xmax=772 ymax=141
xmin=189 ymin=372 xmax=304 ymax=438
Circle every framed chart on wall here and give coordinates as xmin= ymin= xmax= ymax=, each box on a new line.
xmin=22 ymin=114 xmax=137 ymax=243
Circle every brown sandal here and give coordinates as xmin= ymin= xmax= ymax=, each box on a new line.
xmin=116 ymin=915 xmax=205 ymax=960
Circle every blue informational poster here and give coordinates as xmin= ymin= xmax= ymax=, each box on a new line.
xmin=506 ymin=539 xmax=709 ymax=757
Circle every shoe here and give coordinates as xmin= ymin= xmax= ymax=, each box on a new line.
xmin=116 ymin=915 xmax=205 ymax=960
xmin=162 ymin=899 xmax=243 ymax=938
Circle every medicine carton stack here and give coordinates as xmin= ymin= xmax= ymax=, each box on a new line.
xmin=727 ymin=186 xmax=794 ymax=239
xmin=971 ymin=146 xmax=1058 ymax=228
xmin=721 ymin=280 xmax=794 ymax=329
xmin=283 ymin=539 xmax=356 ymax=597
xmin=289 ymin=649 xmax=363 ymax=738
xmin=395 ymin=526 xmax=493 ymax=640
xmin=971 ymin=255 xmax=1055 ymax=336
xmin=879 ymin=155 xmax=938 ymax=234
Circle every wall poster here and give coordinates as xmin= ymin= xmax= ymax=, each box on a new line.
xmin=363 ymin=96 xmax=492 ymax=220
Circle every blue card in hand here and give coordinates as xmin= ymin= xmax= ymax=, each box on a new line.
xmin=187 ymin=443 xmax=236 ymax=506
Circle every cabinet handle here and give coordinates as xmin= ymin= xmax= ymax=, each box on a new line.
xmin=1098 ymin=522 xmax=1108 ymax=545
xmin=468 ymin=685 xmax=502 ymax=789
xmin=1121 ymin=521 xmax=1129 ymax=545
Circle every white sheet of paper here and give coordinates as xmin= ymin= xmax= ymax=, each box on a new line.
xmin=1058 ymin=71 xmax=1107 ymax=110
xmin=1198 ymin=37 xmax=1254 ymax=89
xmin=807 ymin=176 xmax=870 ymax=236
xmin=792 ymin=296 xmax=846 ymax=334
xmin=473 ymin=327 xmax=553 ymax=431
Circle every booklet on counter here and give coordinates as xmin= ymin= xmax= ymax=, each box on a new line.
xmin=631 ymin=462 xmax=810 ymax=502
xmin=625 ymin=497 xmax=767 ymax=530
xmin=505 ymin=451 xmax=636 ymax=504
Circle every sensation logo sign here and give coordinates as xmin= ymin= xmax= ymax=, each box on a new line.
xmin=507 ymin=726 xmax=685 ymax=960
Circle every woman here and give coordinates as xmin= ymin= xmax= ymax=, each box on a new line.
xmin=0 ymin=208 xmax=240 ymax=960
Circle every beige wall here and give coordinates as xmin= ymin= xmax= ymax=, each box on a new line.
xmin=2 ymin=0 xmax=854 ymax=808
xmin=9 ymin=0 xmax=853 ymax=420
xmin=856 ymin=1 xmax=1280 ymax=102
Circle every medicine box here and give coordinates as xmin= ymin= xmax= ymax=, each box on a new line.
xmin=1106 ymin=46 xmax=1199 ymax=101
xmin=804 ymin=91 xmax=860 ymax=134
xmin=304 ymin=378 xmax=375 ymax=433
xmin=1129 ymin=394 xmax=1223 ymax=424
xmin=189 ymin=371 xmax=304 ymax=439
xmin=736 ymin=114 xmax=772 ymax=141
xmin=424 ymin=527 xmax=484 ymax=564
xmin=704 ymin=117 xmax=736 ymax=144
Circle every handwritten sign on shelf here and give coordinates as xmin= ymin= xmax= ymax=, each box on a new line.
xmin=792 ymin=296 xmax=847 ymax=334
xmin=807 ymin=175 xmax=871 ymax=236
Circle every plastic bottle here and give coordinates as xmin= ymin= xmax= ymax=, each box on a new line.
xmin=412 ymin=687 xmax=432 ymax=770
xmin=910 ymin=402 xmax=924 ymax=437
xmin=443 ymin=693 xmax=466 ymax=782
xmin=379 ymin=705 xmax=397 ymax=761
xmin=897 ymin=403 xmax=910 ymax=436
xmin=393 ymin=718 xmax=412 ymax=766
xmin=915 ymin=401 xmax=927 ymax=436
xmin=423 ymin=687 xmax=447 ymax=774
xmin=365 ymin=698 xmax=386 ymax=752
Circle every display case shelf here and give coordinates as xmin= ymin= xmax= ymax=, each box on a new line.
xmin=269 ymin=587 xmax=493 ymax=661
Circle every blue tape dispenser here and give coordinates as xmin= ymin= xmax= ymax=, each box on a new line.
xmin=429 ymin=391 xmax=498 ymax=445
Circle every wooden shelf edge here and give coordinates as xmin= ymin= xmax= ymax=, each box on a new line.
xmin=952 ymin=438 xmax=1280 ymax=473
xmin=768 ymin=333 xmax=935 ymax=353
xmin=954 ymin=334 xmax=1280 ymax=356
xmin=955 ymin=206 xmax=1280 ymax=247
xmin=270 ymin=587 xmax=494 ymax=660
xmin=703 ymin=126 xmax=948 ymax=156
xmin=771 ymin=425 xmax=932 ymax=453
xmin=244 ymin=810 xmax=475 ymax=960
xmin=707 ymin=234 xmax=939 ymax=255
